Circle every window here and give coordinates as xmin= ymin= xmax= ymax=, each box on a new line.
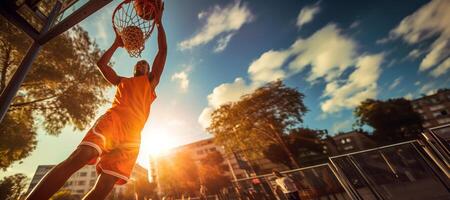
xmin=344 ymin=146 xmax=354 ymax=150
xmin=433 ymin=112 xmax=442 ymax=117
xmin=90 ymin=180 xmax=95 ymax=186
xmin=91 ymin=171 xmax=96 ymax=177
xmin=441 ymin=110 xmax=448 ymax=116
xmin=346 ymin=138 xmax=351 ymax=143
xmin=78 ymin=180 xmax=86 ymax=185
xmin=340 ymin=139 xmax=346 ymax=144
xmin=79 ymin=172 xmax=87 ymax=177
xmin=430 ymin=105 xmax=445 ymax=111
xmin=76 ymin=190 xmax=84 ymax=194
xmin=437 ymin=118 xmax=450 ymax=124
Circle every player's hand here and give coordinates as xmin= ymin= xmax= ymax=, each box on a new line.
xmin=113 ymin=32 xmax=124 ymax=47
xmin=155 ymin=1 xmax=164 ymax=24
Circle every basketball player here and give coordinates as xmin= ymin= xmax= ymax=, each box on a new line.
xmin=26 ymin=3 xmax=166 ymax=200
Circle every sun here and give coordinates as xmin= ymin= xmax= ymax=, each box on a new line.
xmin=139 ymin=127 xmax=177 ymax=158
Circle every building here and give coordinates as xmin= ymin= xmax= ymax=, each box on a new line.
xmin=150 ymin=138 xmax=247 ymax=181
xmin=149 ymin=137 xmax=287 ymax=186
xmin=27 ymin=164 xmax=148 ymax=198
xmin=27 ymin=165 xmax=54 ymax=194
xmin=412 ymin=89 xmax=450 ymax=129
xmin=332 ymin=131 xmax=376 ymax=154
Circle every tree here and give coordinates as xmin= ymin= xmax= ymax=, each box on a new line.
xmin=157 ymin=151 xmax=200 ymax=196
xmin=50 ymin=190 xmax=78 ymax=200
xmin=264 ymin=128 xmax=330 ymax=168
xmin=0 ymin=173 xmax=28 ymax=200
xmin=0 ymin=16 xmax=110 ymax=170
xmin=354 ymin=98 xmax=423 ymax=145
xmin=198 ymin=151 xmax=230 ymax=194
xmin=135 ymin=172 xmax=157 ymax=200
xmin=208 ymin=80 xmax=308 ymax=168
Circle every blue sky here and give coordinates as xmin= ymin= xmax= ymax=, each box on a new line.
xmin=3 ymin=0 xmax=450 ymax=179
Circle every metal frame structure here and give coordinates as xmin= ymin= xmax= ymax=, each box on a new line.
xmin=0 ymin=0 xmax=113 ymax=122
xmin=234 ymin=139 xmax=450 ymax=200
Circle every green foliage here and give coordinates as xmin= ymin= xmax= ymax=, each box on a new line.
xmin=157 ymin=151 xmax=200 ymax=196
xmin=0 ymin=173 xmax=28 ymax=200
xmin=264 ymin=128 xmax=329 ymax=168
xmin=354 ymin=98 xmax=423 ymax=145
xmin=198 ymin=151 xmax=230 ymax=194
xmin=208 ymin=80 xmax=308 ymax=167
xmin=135 ymin=172 xmax=157 ymax=199
xmin=50 ymin=190 xmax=78 ymax=200
xmin=0 ymin=16 xmax=110 ymax=170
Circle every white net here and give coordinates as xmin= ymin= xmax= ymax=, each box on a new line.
xmin=112 ymin=0 xmax=157 ymax=57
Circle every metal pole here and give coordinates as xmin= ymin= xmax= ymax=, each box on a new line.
xmin=328 ymin=159 xmax=361 ymax=200
xmin=410 ymin=142 xmax=450 ymax=190
xmin=0 ymin=2 xmax=61 ymax=122
xmin=347 ymin=155 xmax=385 ymax=200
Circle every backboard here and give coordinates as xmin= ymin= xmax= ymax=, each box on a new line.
xmin=0 ymin=0 xmax=113 ymax=43
xmin=0 ymin=0 xmax=114 ymax=122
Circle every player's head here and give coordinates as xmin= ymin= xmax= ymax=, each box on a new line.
xmin=134 ymin=60 xmax=150 ymax=76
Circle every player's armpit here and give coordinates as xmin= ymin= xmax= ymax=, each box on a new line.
xmin=98 ymin=65 xmax=123 ymax=85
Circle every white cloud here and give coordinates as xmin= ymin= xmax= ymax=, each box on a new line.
xmin=207 ymin=77 xmax=256 ymax=108
xmin=179 ymin=0 xmax=253 ymax=51
xmin=404 ymin=93 xmax=414 ymax=100
xmin=420 ymin=82 xmax=438 ymax=95
xmin=289 ymin=24 xmax=357 ymax=82
xmin=296 ymin=3 xmax=320 ymax=28
xmin=383 ymin=0 xmax=450 ymax=76
xmin=407 ymin=49 xmax=424 ymax=60
xmin=214 ymin=33 xmax=235 ymax=53
xmin=321 ymin=54 xmax=383 ymax=113
xmin=430 ymin=57 xmax=450 ymax=77
xmin=248 ymin=49 xmax=291 ymax=83
xmin=198 ymin=107 xmax=214 ymax=129
xmin=199 ymin=78 xmax=256 ymax=128
xmin=388 ymin=77 xmax=402 ymax=90
xmin=331 ymin=119 xmax=353 ymax=133
xmin=171 ymin=66 xmax=192 ymax=92
xmin=349 ymin=20 xmax=360 ymax=29
xmin=199 ymin=24 xmax=384 ymax=128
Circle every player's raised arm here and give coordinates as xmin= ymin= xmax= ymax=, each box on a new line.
xmin=149 ymin=6 xmax=167 ymax=88
xmin=96 ymin=34 xmax=124 ymax=85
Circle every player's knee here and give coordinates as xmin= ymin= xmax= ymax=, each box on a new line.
xmin=63 ymin=147 xmax=98 ymax=169
xmin=91 ymin=174 xmax=118 ymax=194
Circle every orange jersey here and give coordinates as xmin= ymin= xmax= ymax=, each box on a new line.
xmin=109 ymin=75 xmax=156 ymax=130
xmin=79 ymin=75 xmax=156 ymax=185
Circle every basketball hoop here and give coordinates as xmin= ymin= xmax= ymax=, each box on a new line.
xmin=112 ymin=0 xmax=160 ymax=57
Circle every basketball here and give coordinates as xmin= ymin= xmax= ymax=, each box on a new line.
xmin=120 ymin=26 xmax=145 ymax=52
xmin=133 ymin=0 xmax=157 ymax=20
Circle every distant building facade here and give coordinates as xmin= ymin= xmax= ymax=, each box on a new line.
xmin=150 ymin=138 xmax=248 ymax=181
xmin=27 ymin=165 xmax=54 ymax=194
xmin=412 ymin=89 xmax=450 ymax=129
xmin=332 ymin=131 xmax=376 ymax=154
xmin=27 ymin=164 xmax=148 ymax=198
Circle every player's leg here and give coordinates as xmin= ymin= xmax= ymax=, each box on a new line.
xmin=82 ymin=173 xmax=118 ymax=200
xmin=25 ymin=145 xmax=99 ymax=200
